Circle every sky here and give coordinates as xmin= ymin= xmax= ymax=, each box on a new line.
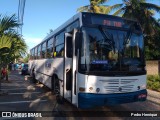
xmin=0 ymin=0 xmax=160 ymax=52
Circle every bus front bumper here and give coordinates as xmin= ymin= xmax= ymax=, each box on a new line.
xmin=78 ymin=89 xmax=147 ymax=109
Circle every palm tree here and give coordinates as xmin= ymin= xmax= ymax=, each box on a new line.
xmin=0 ymin=35 xmax=12 ymax=49
xmin=0 ymin=14 xmax=19 ymax=34
xmin=0 ymin=14 xmax=27 ymax=65
xmin=9 ymin=34 xmax=27 ymax=62
xmin=0 ymin=14 xmax=18 ymax=54
xmin=77 ymin=0 xmax=111 ymax=14
xmin=112 ymin=0 xmax=160 ymax=36
xmin=0 ymin=34 xmax=12 ymax=65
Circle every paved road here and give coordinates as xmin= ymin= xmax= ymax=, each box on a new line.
xmin=0 ymin=71 xmax=160 ymax=120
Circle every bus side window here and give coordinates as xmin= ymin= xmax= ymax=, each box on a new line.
xmin=47 ymin=38 xmax=54 ymax=58
xmin=66 ymin=36 xmax=72 ymax=58
xmin=42 ymin=42 xmax=47 ymax=58
xmin=37 ymin=45 xmax=41 ymax=59
xmin=35 ymin=47 xmax=38 ymax=59
xmin=30 ymin=49 xmax=33 ymax=60
xmin=54 ymin=44 xmax=64 ymax=57
xmin=54 ymin=31 xmax=64 ymax=57
xmin=32 ymin=48 xmax=35 ymax=60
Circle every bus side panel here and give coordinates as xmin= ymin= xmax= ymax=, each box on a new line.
xmin=40 ymin=58 xmax=64 ymax=89
xmin=28 ymin=60 xmax=33 ymax=75
xmin=51 ymin=58 xmax=64 ymax=96
xmin=50 ymin=58 xmax=64 ymax=81
xmin=35 ymin=59 xmax=52 ymax=89
xmin=35 ymin=59 xmax=44 ymax=83
xmin=29 ymin=60 xmax=37 ymax=76
xmin=43 ymin=58 xmax=52 ymax=88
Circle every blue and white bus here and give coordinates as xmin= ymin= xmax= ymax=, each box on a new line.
xmin=29 ymin=12 xmax=147 ymax=108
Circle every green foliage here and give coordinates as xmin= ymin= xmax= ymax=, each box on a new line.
xmin=0 ymin=34 xmax=12 ymax=49
xmin=145 ymin=20 xmax=160 ymax=60
xmin=113 ymin=0 xmax=160 ymax=36
xmin=23 ymin=54 xmax=29 ymax=63
xmin=147 ymin=75 xmax=160 ymax=92
xmin=0 ymin=14 xmax=19 ymax=34
xmin=0 ymin=14 xmax=27 ymax=66
xmin=77 ymin=0 xmax=112 ymax=14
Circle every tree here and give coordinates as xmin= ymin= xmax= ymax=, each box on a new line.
xmin=145 ymin=19 xmax=160 ymax=60
xmin=47 ymin=29 xmax=53 ymax=35
xmin=4 ymin=35 xmax=27 ymax=64
xmin=23 ymin=54 xmax=29 ymax=63
xmin=77 ymin=0 xmax=111 ymax=14
xmin=0 ymin=14 xmax=27 ymax=66
xmin=0 ymin=14 xmax=18 ymax=52
xmin=112 ymin=0 xmax=160 ymax=36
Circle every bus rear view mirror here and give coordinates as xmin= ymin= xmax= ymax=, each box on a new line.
xmin=66 ymin=35 xmax=73 ymax=58
xmin=75 ymin=31 xmax=82 ymax=56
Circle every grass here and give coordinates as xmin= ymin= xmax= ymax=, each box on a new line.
xmin=147 ymin=75 xmax=160 ymax=92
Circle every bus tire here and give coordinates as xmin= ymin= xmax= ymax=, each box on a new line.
xmin=53 ymin=76 xmax=64 ymax=104
xmin=52 ymin=75 xmax=60 ymax=94
xmin=51 ymin=75 xmax=56 ymax=94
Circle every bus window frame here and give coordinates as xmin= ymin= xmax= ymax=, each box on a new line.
xmin=41 ymin=41 xmax=47 ymax=59
xmin=54 ymin=31 xmax=65 ymax=58
xmin=46 ymin=38 xmax=54 ymax=58
xmin=37 ymin=44 xmax=42 ymax=59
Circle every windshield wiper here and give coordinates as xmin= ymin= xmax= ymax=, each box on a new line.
xmin=123 ymin=23 xmax=135 ymax=45
xmin=98 ymin=26 xmax=115 ymax=52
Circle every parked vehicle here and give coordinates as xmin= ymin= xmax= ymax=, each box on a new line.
xmin=14 ymin=63 xmax=24 ymax=70
xmin=29 ymin=12 xmax=147 ymax=109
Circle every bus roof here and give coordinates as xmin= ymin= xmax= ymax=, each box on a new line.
xmin=41 ymin=12 xmax=81 ymax=42
xmin=30 ymin=12 xmax=139 ymax=50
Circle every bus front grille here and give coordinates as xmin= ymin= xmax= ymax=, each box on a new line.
xmin=100 ymin=78 xmax=138 ymax=93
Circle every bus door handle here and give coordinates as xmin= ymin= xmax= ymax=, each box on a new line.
xmin=66 ymin=69 xmax=70 ymax=73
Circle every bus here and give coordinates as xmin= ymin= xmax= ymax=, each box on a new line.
xmin=29 ymin=12 xmax=147 ymax=109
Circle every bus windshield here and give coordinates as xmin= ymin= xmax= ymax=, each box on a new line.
xmin=79 ymin=27 xmax=145 ymax=73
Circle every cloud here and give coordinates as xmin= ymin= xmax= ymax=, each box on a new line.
xmin=23 ymin=36 xmax=42 ymax=53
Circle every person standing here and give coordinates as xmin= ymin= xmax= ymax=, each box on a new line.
xmin=1 ymin=67 xmax=8 ymax=81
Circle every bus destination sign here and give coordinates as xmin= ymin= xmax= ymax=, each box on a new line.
xmin=103 ymin=20 xmax=122 ymax=27
xmin=90 ymin=15 xmax=127 ymax=28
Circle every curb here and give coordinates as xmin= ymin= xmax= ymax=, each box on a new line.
xmin=147 ymin=89 xmax=160 ymax=105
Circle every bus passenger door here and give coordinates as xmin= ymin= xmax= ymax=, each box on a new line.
xmin=64 ymin=33 xmax=73 ymax=102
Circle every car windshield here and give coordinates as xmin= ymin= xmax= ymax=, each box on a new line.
xmin=79 ymin=27 xmax=144 ymax=72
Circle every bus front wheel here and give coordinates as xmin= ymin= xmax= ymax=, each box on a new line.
xmin=52 ymin=75 xmax=60 ymax=94
xmin=52 ymin=76 xmax=64 ymax=104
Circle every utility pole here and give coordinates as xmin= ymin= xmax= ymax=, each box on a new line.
xmin=15 ymin=0 xmax=26 ymax=63
xmin=18 ymin=0 xmax=26 ymax=36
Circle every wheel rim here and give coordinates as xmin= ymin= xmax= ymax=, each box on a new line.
xmin=55 ymin=80 xmax=60 ymax=95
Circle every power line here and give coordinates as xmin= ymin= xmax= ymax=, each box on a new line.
xmin=18 ymin=0 xmax=26 ymax=36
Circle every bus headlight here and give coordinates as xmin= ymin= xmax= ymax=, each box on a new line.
xmin=79 ymin=87 xmax=85 ymax=92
